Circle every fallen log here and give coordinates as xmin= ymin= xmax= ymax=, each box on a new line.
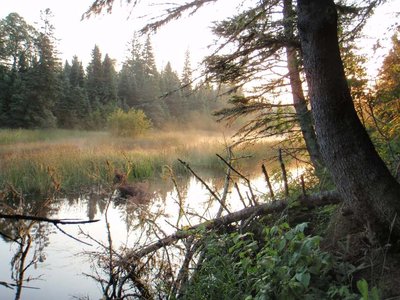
xmin=126 ymin=190 xmax=341 ymax=260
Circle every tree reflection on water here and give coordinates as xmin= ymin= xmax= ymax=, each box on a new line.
xmin=0 ymin=187 xmax=55 ymax=300
xmin=0 ymin=161 xmax=282 ymax=299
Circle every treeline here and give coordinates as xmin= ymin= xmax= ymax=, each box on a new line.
xmin=0 ymin=12 xmax=227 ymax=130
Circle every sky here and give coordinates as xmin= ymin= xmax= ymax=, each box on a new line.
xmin=1 ymin=0 xmax=398 ymax=79
xmin=1 ymin=0 xmax=241 ymax=73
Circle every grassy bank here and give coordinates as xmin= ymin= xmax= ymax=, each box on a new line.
xmin=0 ymin=129 xmax=275 ymax=195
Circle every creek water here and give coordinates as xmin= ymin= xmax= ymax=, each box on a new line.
xmin=0 ymin=166 xmax=305 ymax=300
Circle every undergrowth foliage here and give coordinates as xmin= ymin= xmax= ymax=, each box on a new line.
xmin=182 ymin=223 xmax=360 ymax=300
xmin=107 ymin=108 xmax=152 ymax=137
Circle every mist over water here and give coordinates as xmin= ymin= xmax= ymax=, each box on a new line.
xmin=0 ymin=127 xmax=306 ymax=299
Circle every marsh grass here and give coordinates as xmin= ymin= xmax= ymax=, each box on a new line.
xmin=0 ymin=129 xmax=275 ymax=195
xmin=0 ymin=128 xmax=101 ymax=145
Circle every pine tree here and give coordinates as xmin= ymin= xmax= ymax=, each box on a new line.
xmin=138 ymin=35 xmax=167 ymax=126
xmin=56 ymin=56 xmax=90 ymax=128
xmin=117 ymin=36 xmax=142 ymax=109
xmin=160 ymin=61 xmax=183 ymax=119
xmin=19 ymin=35 xmax=59 ymax=127
xmin=0 ymin=13 xmax=37 ymax=127
xmin=86 ymin=45 xmax=117 ymax=128
xmin=117 ymin=62 xmax=137 ymax=109
xmin=101 ymin=54 xmax=118 ymax=106
xmin=86 ymin=45 xmax=103 ymax=109
xmin=142 ymin=36 xmax=158 ymax=79
xmin=69 ymin=55 xmax=85 ymax=87
xmin=6 ymin=10 xmax=61 ymax=128
xmin=181 ymin=49 xmax=192 ymax=94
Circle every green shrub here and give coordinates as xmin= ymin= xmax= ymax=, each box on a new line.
xmin=182 ymin=223 xmax=361 ymax=300
xmin=107 ymin=108 xmax=152 ymax=137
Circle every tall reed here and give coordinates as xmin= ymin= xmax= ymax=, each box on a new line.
xmin=0 ymin=129 xmax=275 ymax=195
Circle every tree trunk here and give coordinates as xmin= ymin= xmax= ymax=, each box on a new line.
xmin=296 ymin=0 xmax=400 ymax=236
xmin=283 ymin=0 xmax=324 ymax=174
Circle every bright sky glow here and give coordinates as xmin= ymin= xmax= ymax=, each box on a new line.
xmin=1 ymin=0 xmax=398 ymax=78
xmin=1 ymin=0 xmax=241 ymax=73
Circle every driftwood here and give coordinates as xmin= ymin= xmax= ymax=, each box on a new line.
xmin=126 ymin=190 xmax=341 ymax=261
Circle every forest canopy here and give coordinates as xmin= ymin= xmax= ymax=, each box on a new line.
xmin=0 ymin=12 xmax=231 ymax=130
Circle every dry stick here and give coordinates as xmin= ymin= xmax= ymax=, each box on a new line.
xmin=177 ymin=159 xmax=231 ymax=214
xmin=164 ymin=166 xmax=189 ymax=227
xmin=0 ymin=280 xmax=39 ymax=290
xmin=234 ymin=182 xmax=248 ymax=208
xmin=216 ymin=147 xmax=233 ymax=218
xmin=104 ymin=196 xmax=118 ymax=299
xmin=215 ymin=154 xmax=258 ymax=206
xmin=0 ymin=214 xmax=99 ymax=225
xmin=0 ymin=230 xmax=21 ymax=245
xmin=300 ymin=175 xmax=307 ymax=197
xmin=170 ymin=237 xmax=195 ymax=298
xmin=176 ymin=241 xmax=203 ymax=299
xmin=261 ymin=163 xmax=275 ymax=200
xmin=278 ymin=148 xmax=289 ymax=197
xmin=126 ymin=191 xmax=341 ymax=261
xmin=54 ymin=224 xmax=93 ymax=246
xmin=152 ymin=228 xmax=175 ymax=291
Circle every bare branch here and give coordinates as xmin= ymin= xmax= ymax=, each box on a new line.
xmin=0 ymin=214 xmax=99 ymax=225
xmin=125 ymin=190 xmax=341 ymax=260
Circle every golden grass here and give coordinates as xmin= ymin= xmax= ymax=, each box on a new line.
xmin=0 ymin=129 xmax=275 ymax=194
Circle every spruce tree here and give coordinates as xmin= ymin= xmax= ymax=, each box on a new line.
xmin=7 ymin=9 xmax=60 ymax=128
xmin=0 ymin=13 xmax=37 ymax=127
xmin=160 ymin=61 xmax=183 ymax=120
xmin=57 ymin=56 xmax=90 ymax=128
xmin=86 ymin=45 xmax=117 ymax=128
xmin=181 ymin=49 xmax=193 ymax=94
xmin=138 ymin=36 xmax=167 ymax=126
xmin=101 ymin=54 xmax=118 ymax=106
xmin=86 ymin=45 xmax=103 ymax=110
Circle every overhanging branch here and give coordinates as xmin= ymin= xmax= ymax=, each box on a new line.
xmin=126 ymin=190 xmax=341 ymax=260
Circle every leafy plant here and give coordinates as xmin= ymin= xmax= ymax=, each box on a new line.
xmin=107 ymin=108 xmax=152 ymax=138
xmin=182 ymin=223 xmax=361 ymax=300
xmin=357 ymin=279 xmax=380 ymax=300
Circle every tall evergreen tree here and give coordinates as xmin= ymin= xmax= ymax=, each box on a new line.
xmin=69 ymin=55 xmax=85 ymax=87
xmin=297 ymin=0 xmax=400 ymax=237
xmin=4 ymin=9 xmax=61 ymax=128
xmin=20 ymin=9 xmax=60 ymax=128
xmin=0 ymin=13 xmax=37 ymax=127
xmin=181 ymin=49 xmax=193 ymax=94
xmin=86 ymin=45 xmax=103 ymax=109
xmin=160 ymin=61 xmax=183 ymax=119
xmin=117 ymin=36 xmax=144 ymax=110
xmin=118 ymin=62 xmax=135 ymax=109
xmin=138 ymin=36 xmax=167 ymax=126
xmin=86 ymin=45 xmax=117 ymax=128
xmin=101 ymin=54 xmax=118 ymax=106
xmin=56 ymin=56 xmax=90 ymax=128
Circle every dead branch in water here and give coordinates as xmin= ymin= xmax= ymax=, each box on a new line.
xmin=0 ymin=214 xmax=99 ymax=225
xmin=262 ymin=163 xmax=275 ymax=200
xmin=216 ymin=153 xmax=258 ymax=206
xmin=125 ymin=190 xmax=341 ymax=261
xmin=278 ymin=148 xmax=289 ymax=197
xmin=178 ymin=159 xmax=231 ymax=214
